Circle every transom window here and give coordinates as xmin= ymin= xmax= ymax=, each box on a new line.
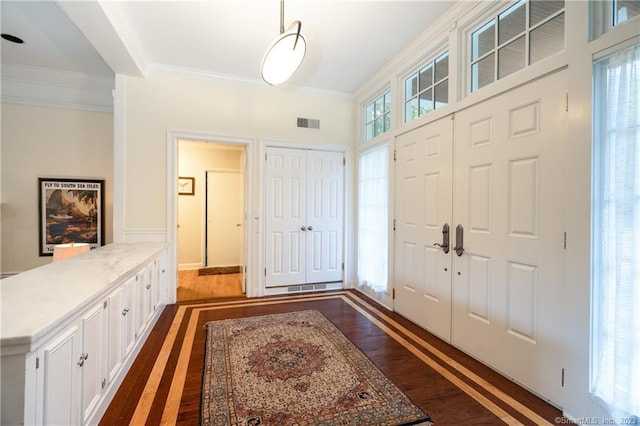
xmin=404 ymin=52 xmax=449 ymax=123
xmin=470 ymin=0 xmax=565 ymax=92
xmin=364 ymin=91 xmax=391 ymax=142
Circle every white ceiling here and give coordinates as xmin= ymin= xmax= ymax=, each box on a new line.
xmin=1 ymin=0 xmax=457 ymax=94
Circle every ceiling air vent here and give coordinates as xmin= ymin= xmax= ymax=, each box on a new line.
xmin=297 ymin=117 xmax=320 ymax=129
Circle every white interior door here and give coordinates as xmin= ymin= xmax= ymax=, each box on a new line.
xmin=394 ymin=116 xmax=453 ymax=341
xmin=206 ymin=171 xmax=244 ymax=268
xmin=451 ymin=70 xmax=566 ymax=404
xmin=265 ymin=147 xmax=344 ymax=287
xmin=306 ymin=150 xmax=344 ymax=284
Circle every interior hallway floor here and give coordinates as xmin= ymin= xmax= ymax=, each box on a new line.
xmin=177 ymin=269 xmax=244 ymax=301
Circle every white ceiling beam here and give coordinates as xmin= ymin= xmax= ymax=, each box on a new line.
xmin=56 ymin=0 xmax=147 ymax=77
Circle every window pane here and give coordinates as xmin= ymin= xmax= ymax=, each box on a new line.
xmin=615 ymin=0 xmax=640 ymax=24
xmin=530 ymin=13 xmax=564 ymax=64
xmin=384 ymin=113 xmax=391 ymax=132
xmin=365 ymin=104 xmax=374 ymax=123
xmin=405 ymin=75 xmax=418 ymax=99
xmin=498 ymin=35 xmax=526 ymax=79
xmin=405 ymin=98 xmax=418 ymax=122
xmin=419 ymin=64 xmax=433 ymax=90
xmin=530 ymin=0 xmax=564 ymax=26
xmin=374 ymin=97 xmax=384 ymax=118
xmin=498 ymin=0 xmax=526 ymax=45
xmin=374 ymin=117 xmax=384 ymax=137
xmin=434 ymin=80 xmax=448 ymax=109
xmin=472 ymin=19 xmax=495 ymax=60
xmin=358 ymin=144 xmax=389 ymax=293
xmin=472 ymin=53 xmax=495 ymax=91
xmin=365 ymin=123 xmax=373 ymax=141
xmin=434 ymin=53 xmax=449 ymax=83
xmin=384 ymin=92 xmax=391 ymax=112
xmin=419 ymin=88 xmax=433 ymax=115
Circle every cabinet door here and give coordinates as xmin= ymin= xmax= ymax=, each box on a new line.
xmin=80 ymin=302 xmax=106 ymax=424
xmin=123 ymin=275 xmax=137 ymax=356
xmin=37 ymin=324 xmax=81 ymax=425
xmin=106 ymin=286 xmax=125 ymax=383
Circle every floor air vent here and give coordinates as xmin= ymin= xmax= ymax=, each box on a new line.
xmin=297 ymin=117 xmax=320 ymax=129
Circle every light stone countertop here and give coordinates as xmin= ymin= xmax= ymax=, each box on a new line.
xmin=0 ymin=242 xmax=167 ymax=351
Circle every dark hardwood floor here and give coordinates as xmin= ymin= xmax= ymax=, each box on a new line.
xmin=100 ymin=290 xmax=563 ymax=425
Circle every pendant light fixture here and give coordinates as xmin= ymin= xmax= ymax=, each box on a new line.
xmin=261 ymin=0 xmax=306 ymax=86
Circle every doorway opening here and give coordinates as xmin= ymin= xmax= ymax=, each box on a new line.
xmin=176 ymin=139 xmax=246 ymax=301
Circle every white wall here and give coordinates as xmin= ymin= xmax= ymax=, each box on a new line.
xmin=120 ymin=72 xmax=355 ymax=233
xmin=177 ymin=141 xmax=243 ymax=269
xmin=0 ymin=103 xmax=113 ymax=273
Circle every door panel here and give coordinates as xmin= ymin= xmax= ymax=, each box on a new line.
xmin=206 ymin=171 xmax=244 ymax=267
xmin=266 ymin=147 xmax=307 ymax=286
xmin=452 ymin=70 xmax=566 ymax=404
xmin=394 ymin=116 xmax=453 ymax=341
xmin=306 ymin=150 xmax=344 ymax=284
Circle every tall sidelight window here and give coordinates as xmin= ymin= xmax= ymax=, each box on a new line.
xmin=470 ymin=0 xmax=565 ymax=92
xmin=592 ymin=43 xmax=640 ymax=423
xmin=404 ymin=52 xmax=449 ymax=123
xmin=357 ymin=144 xmax=389 ymax=293
xmin=364 ymin=91 xmax=391 ymax=142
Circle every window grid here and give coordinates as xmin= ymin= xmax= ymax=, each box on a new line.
xmin=404 ymin=51 xmax=449 ymax=123
xmin=470 ymin=0 xmax=565 ymax=92
xmin=364 ymin=91 xmax=391 ymax=142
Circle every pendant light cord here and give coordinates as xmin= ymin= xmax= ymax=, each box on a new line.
xmin=280 ymin=0 xmax=285 ymax=34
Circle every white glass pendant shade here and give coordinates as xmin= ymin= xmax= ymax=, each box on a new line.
xmin=261 ymin=22 xmax=306 ymax=85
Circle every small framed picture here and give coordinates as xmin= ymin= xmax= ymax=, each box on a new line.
xmin=38 ymin=178 xmax=105 ymax=256
xmin=178 ymin=177 xmax=195 ymax=195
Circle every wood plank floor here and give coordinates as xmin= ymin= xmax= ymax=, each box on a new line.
xmin=100 ymin=290 xmax=564 ymax=425
xmin=177 ymin=270 xmax=244 ymax=301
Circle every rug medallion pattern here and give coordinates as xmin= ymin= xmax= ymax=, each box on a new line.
xmin=201 ymin=310 xmax=432 ymax=425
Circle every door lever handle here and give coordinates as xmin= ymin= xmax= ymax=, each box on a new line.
xmin=433 ymin=223 xmax=450 ymax=254
xmin=453 ymin=224 xmax=464 ymax=256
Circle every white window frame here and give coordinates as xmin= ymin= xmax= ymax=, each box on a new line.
xmin=467 ymin=0 xmax=565 ymax=94
xmin=403 ymin=51 xmax=450 ymax=123
xmin=363 ymin=90 xmax=391 ymax=142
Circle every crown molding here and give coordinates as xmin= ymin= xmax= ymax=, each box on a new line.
xmin=1 ymin=63 xmax=114 ymax=112
xmin=147 ymin=63 xmax=355 ymax=101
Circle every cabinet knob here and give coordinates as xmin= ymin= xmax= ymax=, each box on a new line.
xmin=77 ymin=353 xmax=89 ymax=367
xmin=122 ymin=308 xmax=129 ymax=316
xmin=146 ymin=283 xmax=152 ymax=290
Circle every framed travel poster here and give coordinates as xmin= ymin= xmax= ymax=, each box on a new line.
xmin=38 ymin=178 xmax=105 ymax=256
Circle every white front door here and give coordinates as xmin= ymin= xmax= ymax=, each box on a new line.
xmin=392 ymin=69 xmax=566 ymax=404
xmin=206 ymin=171 xmax=244 ymax=268
xmin=265 ymin=147 xmax=344 ymax=287
xmin=394 ymin=116 xmax=453 ymax=341
xmin=451 ymin=70 xmax=566 ymax=404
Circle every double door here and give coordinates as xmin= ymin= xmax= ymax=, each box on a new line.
xmin=265 ymin=147 xmax=344 ymax=287
xmin=394 ymin=70 xmax=566 ymax=404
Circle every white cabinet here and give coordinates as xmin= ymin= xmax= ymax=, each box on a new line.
xmin=123 ymin=275 xmax=137 ymax=357
xmin=35 ymin=323 xmax=82 ymax=425
xmin=1 ymin=243 xmax=169 ymax=426
xmin=79 ymin=302 xmax=106 ymax=424
xmin=107 ymin=286 xmax=125 ymax=383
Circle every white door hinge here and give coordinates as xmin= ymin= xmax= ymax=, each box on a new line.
xmin=563 ymin=232 xmax=567 ymax=250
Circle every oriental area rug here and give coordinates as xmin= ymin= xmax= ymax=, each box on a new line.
xmin=200 ymin=310 xmax=433 ymax=426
